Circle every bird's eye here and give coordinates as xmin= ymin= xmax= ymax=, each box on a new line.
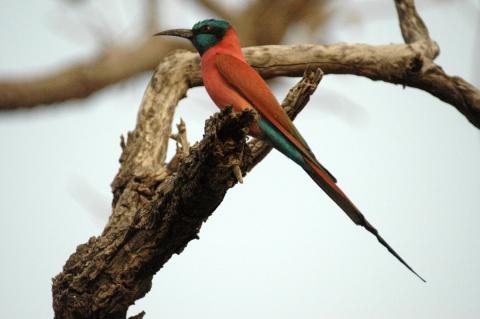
xmin=202 ymin=25 xmax=212 ymax=33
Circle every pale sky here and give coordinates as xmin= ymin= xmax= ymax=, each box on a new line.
xmin=0 ymin=1 xmax=479 ymax=318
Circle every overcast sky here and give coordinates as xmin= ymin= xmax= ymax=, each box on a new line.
xmin=0 ymin=0 xmax=479 ymax=318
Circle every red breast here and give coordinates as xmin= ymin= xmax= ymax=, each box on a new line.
xmin=201 ymin=27 xmax=250 ymax=113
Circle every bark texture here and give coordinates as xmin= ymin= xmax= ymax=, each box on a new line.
xmin=53 ymin=108 xmax=255 ymax=319
xmin=52 ymin=65 xmax=323 ymax=319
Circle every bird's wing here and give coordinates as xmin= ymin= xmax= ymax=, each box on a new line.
xmin=215 ymin=53 xmax=337 ymax=183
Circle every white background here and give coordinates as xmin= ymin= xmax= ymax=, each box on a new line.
xmin=0 ymin=0 xmax=479 ymax=318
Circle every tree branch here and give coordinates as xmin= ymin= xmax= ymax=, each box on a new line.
xmin=7 ymin=2 xmax=477 ymax=128
xmin=4 ymin=11 xmax=477 ymax=127
xmin=0 ymin=39 xmax=190 ymax=110
xmin=394 ymin=0 xmax=431 ymax=43
xmin=52 ymin=56 xmax=323 ymax=319
xmin=0 ymin=0 xmax=329 ymax=111
xmin=167 ymin=118 xmax=190 ymax=172
xmin=180 ymin=41 xmax=479 ymax=128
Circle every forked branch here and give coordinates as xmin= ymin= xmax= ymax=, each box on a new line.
xmin=52 ymin=63 xmax=323 ymax=318
xmin=52 ymin=1 xmax=479 ymax=318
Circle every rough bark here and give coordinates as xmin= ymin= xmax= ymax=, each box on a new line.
xmin=51 ymin=63 xmax=323 ymax=318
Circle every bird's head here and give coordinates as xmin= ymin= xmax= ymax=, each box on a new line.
xmin=155 ymin=19 xmax=230 ymax=55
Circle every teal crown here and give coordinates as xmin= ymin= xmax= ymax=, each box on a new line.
xmin=191 ymin=19 xmax=231 ymax=55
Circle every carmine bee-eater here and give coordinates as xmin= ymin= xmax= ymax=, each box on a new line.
xmin=156 ymin=19 xmax=425 ymax=282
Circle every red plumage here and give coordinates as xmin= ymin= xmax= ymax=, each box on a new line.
xmin=198 ymin=25 xmax=425 ymax=282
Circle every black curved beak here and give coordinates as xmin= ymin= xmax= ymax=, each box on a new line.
xmin=153 ymin=29 xmax=193 ymax=39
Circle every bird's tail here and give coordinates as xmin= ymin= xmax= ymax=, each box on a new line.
xmin=303 ymin=157 xmax=426 ymax=282
xmin=258 ymin=116 xmax=425 ymax=282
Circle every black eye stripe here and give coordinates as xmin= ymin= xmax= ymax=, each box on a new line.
xmin=193 ymin=25 xmax=227 ymax=39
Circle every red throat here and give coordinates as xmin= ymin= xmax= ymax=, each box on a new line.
xmin=199 ymin=25 xmax=252 ymax=127
xmin=205 ymin=27 xmax=244 ymax=60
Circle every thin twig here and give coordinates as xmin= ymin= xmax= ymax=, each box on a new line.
xmin=167 ymin=118 xmax=190 ymax=171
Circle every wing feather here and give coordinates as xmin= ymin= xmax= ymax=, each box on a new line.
xmin=215 ymin=53 xmax=337 ymax=183
xmin=216 ymin=54 xmax=426 ymax=282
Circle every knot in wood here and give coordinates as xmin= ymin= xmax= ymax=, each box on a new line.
xmin=408 ymin=54 xmax=423 ymax=73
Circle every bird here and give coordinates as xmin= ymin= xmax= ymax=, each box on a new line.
xmin=155 ymin=19 xmax=425 ymax=282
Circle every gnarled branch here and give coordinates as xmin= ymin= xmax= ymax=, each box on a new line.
xmin=163 ymin=41 xmax=479 ymax=128
xmin=52 ymin=58 xmax=323 ymax=318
